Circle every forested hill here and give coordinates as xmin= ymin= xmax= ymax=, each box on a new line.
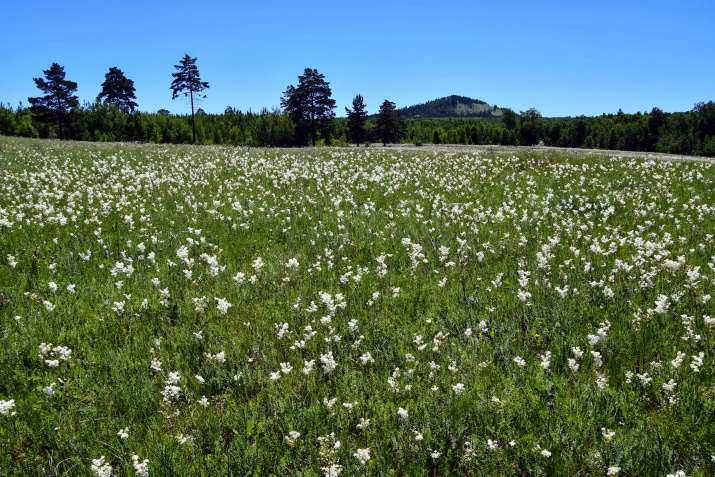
xmin=400 ymin=95 xmax=505 ymax=118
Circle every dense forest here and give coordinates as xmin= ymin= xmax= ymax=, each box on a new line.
xmin=1 ymin=100 xmax=714 ymax=156
xmin=400 ymin=95 xmax=503 ymax=118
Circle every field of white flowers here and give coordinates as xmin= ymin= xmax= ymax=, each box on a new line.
xmin=1 ymin=136 xmax=714 ymax=476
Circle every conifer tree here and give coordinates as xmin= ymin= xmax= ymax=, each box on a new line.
xmin=98 ymin=67 xmax=138 ymax=113
xmin=281 ymin=68 xmax=336 ymax=146
xmin=28 ymin=63 xmax=79 ymax=140
xmin=345 ymin=94 xmax=368 ymax=146
xmin=377 ymin=99 xmax=404 ymax=146
xmin=171 ymin=54 xmax=209 ymax=144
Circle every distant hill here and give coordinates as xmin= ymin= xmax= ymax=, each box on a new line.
xmin=400 ymin=95 xmax=505 ymax=119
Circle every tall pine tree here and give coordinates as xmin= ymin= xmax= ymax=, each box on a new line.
xmin=171 ymin=54 xmax=209 ymax=144
xmin=281 ymin=68 xmax=336 ymax=146
xmin=28 ymin=63 xmax=79 ymax=140
xmin=97 ymin=67 xmax=138 ymax=113
xmin=377 ymin=99 xmax=404 ymax=146
xmin=345 ymin=94 xmax=368 ymax=146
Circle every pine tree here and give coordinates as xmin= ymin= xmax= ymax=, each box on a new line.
xmin=345 ymin=94 xmax=368 ymax=146
xmin=377 ymin=100 xmax=404 ymax=146
xmin=281 ymin=68 xmax=336 ymax=146
xmin=28 ymin=63 xmax=79 ymax=140
xmin=97 ymin=67 xmax=138 ymax=113
xmin=170 ymin=54 xmax=209 ymax=144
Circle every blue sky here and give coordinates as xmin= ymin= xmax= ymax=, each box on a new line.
xmin=1 ymin=0 xmax=713 ymax=117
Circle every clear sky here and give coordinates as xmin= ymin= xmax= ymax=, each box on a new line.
xmin=1 ymin=0 xmax=713 ymax=117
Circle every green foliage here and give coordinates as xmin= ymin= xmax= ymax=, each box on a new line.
xmin=171 ymin=54 xmax=209 ymax=144
xmin=377 ymin=99 xmax=405 ymax=146
xmin=401 ymin=95 xmax=502 ymax=118
xmin=281 ymin=68 xmax=336 ymax=146
xmin=97 ymin=67 xmax=138 ymax=113
xmin=27 ymin=63 xmax=79 ymax=140
xmin=1 ymin=138 xmax=714 ymax=476
xmin=345 ymin=94 xmax=368 ymax=146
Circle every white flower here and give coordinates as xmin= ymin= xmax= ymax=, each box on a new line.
xmin=398 ymin=407 xmax=408 ymax=419
xmin=541 ymin=449 xmax=552 ymax=458
xmin=431 ymin=451 xmax=441 ymax=459
xmin=118 ymin=427 xmax=129 ymax=439
xmin=302 ymin=359 xmax=315 ymax=375
xmin=215 ymin=297 xmax=232 ymax=315
xmin=269 ymin=371 xmax=281 ymax=381
xmin=43 ymin=383 xmax=56 ymax=398
xmin=285 ymin=431 xmax=300 ymax=445
xmin=602 ymin=428 xmax=615 ymax=442
xmin=0 ymin=399 xmax=15 ymax=415
xmin=357 ymin=418 xmax=370 ymax=430
xmin=513 ymin=356 xmax=526 ymax=367
xmin=195 ymin=375 xmax=205 ymax=384
xmin=359 ymin=352 xmax=375 ymax=365
xmin=132 ymin=455 xmax=150 ymax=477
xmin=198 ymin=396 xmax=209 ymax=407
xmin=666 ymin=471 xmax=687 ymax=477
xmin=354 ymin=448 xmax=370 ymax=465
xmin=43 ymin=300 xmax=55 ymax=312
xmin=280 ymin=362 xmax=293 ymax=374
xmin=487 ymin=439 xmax=498 ymax=450
xmin=452 ymin=383 xmax=465 ymax=395
xmin=193 ymin=330 xmax=203 ymax=340
xmin=607 ymin=467 xmax=621 ymax=476
xmin=91 ymin=456 xmax=112 ymax=477
xmin=286 ymin=257 xmax=299 ymax=270
xmin=320 ymin=351 xmax=337 ymax=374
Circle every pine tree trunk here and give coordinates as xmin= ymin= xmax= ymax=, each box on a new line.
xmin=190 ymin=87 xmax=196 ymax=144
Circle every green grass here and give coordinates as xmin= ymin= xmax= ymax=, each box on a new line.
xmin=0 ymin=136 xmax=714 ymax=476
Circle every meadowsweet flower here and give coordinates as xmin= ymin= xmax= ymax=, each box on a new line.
xmin=487 ymin=439 xmax=498 ymax=450
xmin=607 ymin=467 xmax=621 ymax=475
xmin=595 ymin=374 xmax=609 ymax=389
xmin=541 ymin=449 xmax=552 ymax=458
xmin=452 ymin=383 xmax=465 ymax=395
xmin=303 ymin=359 xmax=315 ymax=375
xmin=354 ymin=448 xmax=370 ymax=465
xmin=269 ymin=371 xmax=281 ymax=381
xmin=513 ymin=356 xmax=526 ymax=367
xmin=91 ymin=456 xmax=111 ymax=477
xmin=118 ymin=427 xmax=129 ymax=439
xmin=280 ymin=362 xmax=293 ymax=374
xmin=602 ymin=428 xmax=615 ymax=442
xmin=48 ymin=282 xmax=57 ymax=293
xmin=215 ymin=297 xmax=232 ymax=315
xmin=398 ymin=407 xmax=408 ymax=419
xmin=320 ymin=351 xmax=337 ymax=374
xmin=360 ymin=352 xmax=375 ymax=365
xmin=43 ymin=383 xmax=56 ymax=398
xmin=195 ymin=375 xmax=205 ymax=384
xmin=132 ymin=455 xmax=149 ymax=477
xmin=198 ymin=396 xmax=209 ymax=407
xmin=357 ymin=417 xmax=370 ymax=429
xmin=0 ymin=399 xmax=15 ymax=415
xmin=285 ymin=431 xmax=300 ymax=445
xmin=43 ymin=300 xmax=55 ymax=312
xmin=431 ymin=451 xmax=441 ymax=459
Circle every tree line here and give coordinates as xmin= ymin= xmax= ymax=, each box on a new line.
xmin=0 ymin=58 xmax=713 ymax=156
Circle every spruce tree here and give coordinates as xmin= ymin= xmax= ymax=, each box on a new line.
xmin=98 ymin=67 xmax=138 ymax=113
xmin=28 ymin=63 xmax=79 ymax=140
xmin=170 ymin=54 xmax=209 ymax=144
xmin=345 ymin=94 xmax=368 ymax=146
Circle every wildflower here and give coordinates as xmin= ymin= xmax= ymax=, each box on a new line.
xmin=215 ymin=297 xmax=232 ymax=315
xmin=43 ymin=383 xmax=56 ymax=398
xmin=360 ymin=352 xmax=375 ymax=365
xmin=269 ymin=371 xmax=281 ymax=381
xmin=285 ymin=431 xmax=300 ymax=445
xmin=91 ymin=456 xmax=112 ymax=477
xmin=118 ymin=427 xmax=129 ymax=439
xmin=452 ymin=383 xmax=465 ymax=395
xmin=541 ymin=449 xmax=552 ymax=458
xmin=132 ymin=455 xmax=150 ymax=477
xmin=320 ymin=351 xmax=337 ymax=374
xmin=357 ymin=417 xmax=370 ymax=429
xmin=195 ymin=375 xmax=205 ymax=384
xmin=43 ymin=301 xmax=55 ymax=312
xmin=431 ymin=451 xmax=441 ymax=459
xmin=602 ymin=428 xmax=615 ymax=442
xmin=487 ymin=439 xmax=498 ymax=450
xmin=513 ymin=356 xmax=526 ymax=367
xmin=607 ymin=467 xmax=621 ymax=475
xmin=198 ymin=396 xmax=209 ymax=407
xmin=398 ymin=407 xmax=408 ymax=419
xmin=303 ymin=359 xmax=315 ymax=375
xmin=0 ymin=399 xmax=15 ymax=415
xmin=354 ymin=448 xmax=370 ymax=465
xmin=280 ymin=362 xmax=293 ymax=374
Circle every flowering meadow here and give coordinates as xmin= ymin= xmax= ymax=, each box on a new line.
xmin=1 ymin=136 xmax=715 ymax=476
